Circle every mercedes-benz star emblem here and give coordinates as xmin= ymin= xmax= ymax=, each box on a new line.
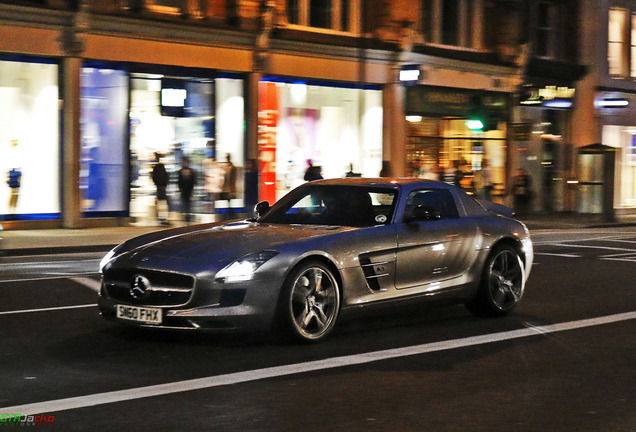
xmin=130 ymin=275 xmax=152 ymax=299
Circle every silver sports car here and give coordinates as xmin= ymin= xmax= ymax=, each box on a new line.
xmin=98 ymin=178 xmax=533 ymax=342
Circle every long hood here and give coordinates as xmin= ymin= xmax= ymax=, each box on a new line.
xmin=122 ymin=221 xmax=349 ymax=264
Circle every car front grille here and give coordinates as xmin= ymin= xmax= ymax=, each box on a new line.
xmin=102 ymin=268 xmax=195 ymax=307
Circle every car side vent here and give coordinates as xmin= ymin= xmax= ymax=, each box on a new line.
xmin=359 ymin=256 xmax=391 ymax=291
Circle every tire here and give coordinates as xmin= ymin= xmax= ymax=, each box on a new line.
xmin=277 ymin=261 xmax=341 ymax=343
xmin=466 ymin=245 xmax=525 ymax=317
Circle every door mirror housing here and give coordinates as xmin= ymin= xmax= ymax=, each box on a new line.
xmin=254 ymin=201 xmax=270 ymax=220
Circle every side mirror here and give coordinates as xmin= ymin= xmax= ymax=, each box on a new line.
xmin=407 ymin=205 xmax=441 ymax=222
xmin=254 ymin=201 xmax=270 ymax=220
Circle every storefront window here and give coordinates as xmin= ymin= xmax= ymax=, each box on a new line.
xmin=0 ymin=59 xmax=60 ymax=221
xmin=80 ymin=67 xmax=129 ymax=216
xmin=258 ymin=80 xmax=382 ymax=202
xmin=128 ymin=73 xmax=244 ymax=224
xmin=406 ymin=117 xmax=507 ymax=198
xmin=603 ymin=125 xmax=636 ymax=208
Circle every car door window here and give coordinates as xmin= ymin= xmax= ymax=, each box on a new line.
xmin=404 ymin=189 xmax=459 ymax=221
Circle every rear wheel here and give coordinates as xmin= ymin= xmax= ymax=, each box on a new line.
xmin=278 ymin=261 xmax=340 ymax=342
xmin=466 ymin=245 xmax=525 ymax=317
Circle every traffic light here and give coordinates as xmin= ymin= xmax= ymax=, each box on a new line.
xmin=466 ymin=119 xmax=485 ymax=130
xmin=466 ymin=95 xmax=497 ymax=131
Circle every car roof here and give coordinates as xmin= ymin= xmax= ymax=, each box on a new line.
xmin=302 ymin=177 xmax=492 ymax=218
xmin=306 ymin=177 xmax=453 ymax=191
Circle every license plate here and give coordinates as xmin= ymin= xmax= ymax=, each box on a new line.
xmin=116 ymin=304 xmax=162 ymax=324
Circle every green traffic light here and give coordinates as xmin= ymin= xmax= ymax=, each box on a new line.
xmin=466 ymin=119 xmax=484 ymax=130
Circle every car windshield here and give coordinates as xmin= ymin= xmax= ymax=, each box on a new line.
xmin=260 ymin=185 xmax=398 ymax=227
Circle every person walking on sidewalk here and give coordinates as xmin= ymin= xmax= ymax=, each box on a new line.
xmin=512 ymin=168 xmax=533 ymax=216
xmin=220 ymin=153 xmax=237 ymax=220
xmin=152 ymin=152 xmax=170 ymax=226
xmin=177 ymin=156 xmax=197 ymax=223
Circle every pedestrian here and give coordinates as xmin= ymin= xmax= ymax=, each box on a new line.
xmin=345 ymin=163 xmax=361 ymax=177
xmin=151 ymin=152 xmax=170 ymax=226
xmin=221 ymin=153 xmax=238 ymax=219
xmin=379 ymin=161 xmax=392 ymax=177
xmin=303 ymin=159 xmax=323 ymax=182
xmin=244 ymin=159 xmax=259 ymax=215
xmin=512 ymin=168 xmax=533 ymax=215
xmin=474 ymin=159 xmax=493 ymax=200
xmin=418 ymin=161 xmax=440 ymax=181
xmin=204 ymin=155 xmax=225 ymax=218
xmin=177 ymin=156 xmax=197 ymax=223
xmin=444 ymin=160 xmax=464 ymax=188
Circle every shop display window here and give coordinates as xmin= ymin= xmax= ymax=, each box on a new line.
xmin=0 ymin=59 xmax=60 ymax=220
xmin=80 ymin=67 xmax=129 ymax=216
xmin=258 ymin=80 xmax=382 ymax=202
xmin=603 ymin=125 xmax=636 ymax=209
xmin=406 ymin=116 xmax=507 ymax=199
xmin=129 ymin=74 xmax=243 ymax=224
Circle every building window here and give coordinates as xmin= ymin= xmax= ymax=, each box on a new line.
xmin=340 ymin=1 xmax=350 ymax=32
xmin=287 ymin=0 xmax=300 ymax=24
xmin=536 ymin=2 xmax=560 ymax=58
xmin=286 ymin=0 xmax=359 ymax=33
xmin=631 ymin=12 xmax=636 ymax=77
xmin=422 ymin=0 xmax=434 ymax=42
xmin=146 ymin=0 xmax=181 ymax=15
xmin=421 ymin=0 xmax=478 ymax=49
xmin=442 ymin=0 xmax=459 ymax=45
xmin=609 ymin=7 xmax=628 ymax=77
xmin=310 ymin=0 xmax=331 ymax=29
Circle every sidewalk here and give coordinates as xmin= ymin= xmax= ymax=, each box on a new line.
xmin=519 ymin=212 xmax=636 ymax=230
xmin=1 ymin=213 xmax=636 ymax=256
xmin=0 ymin=225 xmax=164 ymax=256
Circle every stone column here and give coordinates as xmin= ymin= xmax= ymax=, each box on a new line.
xmin=62 ymin=56 xmax=83 ymax=228
xmin=60 ymin=3 xmax=88 ymax=228
xmin=383 ymin=75 xmax=407 ymax=177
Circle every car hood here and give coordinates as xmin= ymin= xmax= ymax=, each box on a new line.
xmin=122 ymin=220 xmax=348 ymax=263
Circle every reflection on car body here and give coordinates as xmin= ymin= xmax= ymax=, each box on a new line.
xmin=98 ymin=178 xmax=533 ymax=342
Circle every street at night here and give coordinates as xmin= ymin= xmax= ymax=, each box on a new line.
xmin=2 ymin=2 xmax=636 ymax=430
xmin=1 ymin=227 xmax=634 ymax=431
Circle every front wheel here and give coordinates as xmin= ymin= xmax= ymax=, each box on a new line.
xmin=278 ymin=261 xmax=341 ymax=343
xmin=466 ymin=245 xmax=525 ymax=317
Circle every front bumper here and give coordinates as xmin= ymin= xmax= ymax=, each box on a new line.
xmin=98 ymin=277 xmax=282 ymax=332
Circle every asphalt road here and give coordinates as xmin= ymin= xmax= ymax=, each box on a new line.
xmin=1 ymin=228 xmax=635 ymax=431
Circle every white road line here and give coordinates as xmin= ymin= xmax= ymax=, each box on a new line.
xmin=69 ymin=277 xmax=101 ymax=293
xmin=0 ymin=273 xmax=96 ymax=284
xmin=534 ymin=252 xmax=581 ymax=258
xmin=546 ymin=243 xmax=636 ymax=253
xmin=533 ymin=234 xmax=636 ymax=246
xmin=1 ymin=311 xmax=634 ymax=416
xmin=0 ymin=259 xmax=100 ymax=268
xmin=600 ymin=252 xmax=636 ymax=263
xmin=0 ymin=304 xmax=95 ymax=316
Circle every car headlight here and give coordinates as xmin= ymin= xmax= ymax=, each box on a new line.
xmin=215 ymin=251 xmax=278 ymax=283
xmin=99 ymin=247 xmax=118 ymax=274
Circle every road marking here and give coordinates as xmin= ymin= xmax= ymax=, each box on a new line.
xmin=0 ymin=259 xmax=100 ymax=268
xmin=533 ymin=233 xmax=636 ymax=246
xmin=534 ymin=252 xmax=581 ymax=258
xmin=0 ymin=273 xmax=96 ymax=284
xmin=537 ymin=242 xmax=636 ymax=253
xmin=1 ymin=311 xmax=634 ymax=416
xmin=69 ymin=277 xmax=102 ymax=292
xmin=600 ymin=252 xmax=636 ymax=263
xmin=0 ymin=304 xmax=95 ymax=316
